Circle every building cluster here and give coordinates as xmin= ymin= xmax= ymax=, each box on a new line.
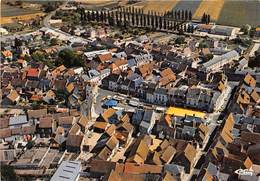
xmin=1 ymin=18 xmax=260 ymax=181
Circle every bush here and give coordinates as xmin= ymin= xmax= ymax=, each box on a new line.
xmin=0 ymin=165 xmax=17 ymax=181
xmin=175 ymin=36 xmax=185 ymax=44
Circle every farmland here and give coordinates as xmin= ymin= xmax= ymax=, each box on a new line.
xmin=128 ymin=0 xmax=260 ymax=27
xmin=132 ymin=0 xmax=179 ymax=14
xmin=1 ymin=13 xmax=45 ymax=25
xmin=217 ymin=1 xmax=260 ymax=27
xmin=193 ymin=0 xmax=225 ymax=21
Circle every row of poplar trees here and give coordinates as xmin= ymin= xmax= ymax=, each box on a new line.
xmin=78 ymin=7 xmax=194 ymax=33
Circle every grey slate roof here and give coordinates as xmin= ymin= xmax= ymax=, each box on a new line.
xmin=9 ymin=115 xmax=28 ymax=126
xmin=203 ymin=50 xmax=239 ymax=68
xmin=50 ymin=161 xmax=81 ymax=181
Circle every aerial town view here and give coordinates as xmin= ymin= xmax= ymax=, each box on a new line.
xmin=0 ymin=0 xmax=259 ymax=180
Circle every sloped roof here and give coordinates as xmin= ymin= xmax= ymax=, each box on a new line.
xmin=98 ymin=53 xmax=112 ymax=62
xmin=66 ymin=134 xmax=83 ymax=147
xmin=39 ymin=117 xmax=53 ymax=128
xmin=161 ymin=145 xmax=176 ymax=163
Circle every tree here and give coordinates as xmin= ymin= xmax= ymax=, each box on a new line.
xmin=151 ymin=14 xmax=155 ymax=29
xmin=185 ymin=10 xmax=188 ymax=20
xmin=58 ymin=48 xmax=84 ymax=68
xmin=43 ymin=2 xmax=58 ymax=13
xmin=123 ymin=11 xmax=127 ymax=27
xmin=110 ymin=11 xmax=114 ymax=26
xmin=132 ymin=9 xmax=135 ymax=26
xmin=167 ymin=20 xmax=170 ymax=30
xmin=189 ymin=10 xmax=192 ymax=21
xmin=0 ymin=165 xmax=17 ymax=181
xmin=104 ymin=11 xmax=107 ymax=23
xmin=143 ymin=14 xmax=146 ymax=27
xmin=207 ymin=14 xmax=210 ymax=24
xmin=135 ymin=9 xmax=139 ymax=26
xmin=159 ymin=17 xmax=163 ymax=29
xmin=31 ymin=51 xmax=45 ymax=62
xmin=181 ymin=10 xmax=184 ymax=20
xmin=100 ymin=11 xmax=104 ymax=22
xmin=14 ymin=37 xmax=23 ymax=47
xmin=175 ymin=36 xmax=185 ymax=44
xmin=201 ymin=13 xmax=205 ymax=23
xmin=155 ymin=14 xmax=158 ymax=29
xmin=96 ymin=11 xmax=100 ymax=22
xmin=91 ymin=10 xmax=95 ymax=21
xmin=147 ymin=13 xmax=150 ymax=27
xmin=50 ymin=38 xmax=59 ymax=46
xmin=163 ymin=18 xmax=167 ymax=29
xmin=205 ymin=53 xmax=214 ymax=61
xmin=87 ymin=11 xmax=91 ymax=21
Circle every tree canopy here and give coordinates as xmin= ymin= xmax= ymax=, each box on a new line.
xmin=58 ymin=48 xmax=85 ymax=68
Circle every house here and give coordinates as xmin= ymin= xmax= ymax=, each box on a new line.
xmin=26 ymin=68 xmax=41 ymax=80
xmin=37 ymin=117 xmax=55 ymax=138
xmin=98 ymin=108 xmax=118 ymax=124
xmin=127 ymin=58 xmax=137 ymax=70
xmin=127 ymin=73 xmax=143 ymax=93
xmin=2 ymin=50 xmax=13 ymax=60
xmin=66 ymin=134 xmax=83 ymax=153
xmin=164 ymin=164 xmax=185 ymax=181
xmin=173 ymin=143 xmax=197 ymax=173
xmin=116 ymin=122 xmax=134 ymax=146
xmin=9 ymin=115 xmax=28 ymax=128
xmin=18 ymin=45 xmax=30 ymax=55
xmin=133 ymin=54 xmax=153 ymax=67
xmin=143 ymin=83 xmax=156 ymax=103
xmin=99 ymin=68 xmax=110 ymax=80
xmin=97 ymin=53 xmax=112 ymax=63
xmin=27 ymin=109 xmax=48 ymax=121
xmin=168 ymin=88 xmax=187 ymax=107
xmin=197 ymin=24 xmax=213 ymax=33
xmin=160 ymin=145 xmax=176 ymax=164
xmin=126 ymin=138 xmax=150 ymax=164
xmin=120 ymin=78 xmax=131 ymax=94
xmin=159 ymin=68 xmax=176 ymax=87
xmin=102 ymin=74 xmax=121 ymax=91
xmin=210 ymin=25 xmax=236 ymax=37
xmin=110 ymin=58 xmax=128 ymax=73
xmin=154 ymin=88 xmax=168 ymax=105
xmin=3 ymin=90 xmax=20 ymax=105
xmin=201 ymin=50 xmax=239 ymax=73
xmin=50 ymin=161 xmax=81 ymax=181
xmin=114 ymin=51 xmax=127 ymax=59
xmin=139 ymin=110 xmax=156 ymax=134
xmin=17 ymin=59 xmax=27 ymax=68
xmin=58 ymin=116 xmax=77 ymax=134
xmin=136 ymin=62 xmax=155 ymax=79
xmin=50 ymin=126 xmax=66 ymax=149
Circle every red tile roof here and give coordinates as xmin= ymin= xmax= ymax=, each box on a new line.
xmin=27 ymin=68 xmax=39 ymax=77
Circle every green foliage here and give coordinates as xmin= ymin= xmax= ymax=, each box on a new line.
xmin=0 ymin=165 xmax=17 ymax=181
xmin=27 ymin=141 xmax=34 ymax=149
xmin=205 ymin=53 xmax=214 ymax=61
xmin=50 ymin=38 xmax=59 ymax=46
xmin=57 ymin=48 xmax=85 ymax=68
xmin=240 ymin=24 xmax=251 ymax=35
xmin=175 ymin=36 xmax=185 ymax=44
xmin=31 ymin=51 xmax=45 ymax=62
xmin=199 ymin=41 xmax=209 ymax=49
